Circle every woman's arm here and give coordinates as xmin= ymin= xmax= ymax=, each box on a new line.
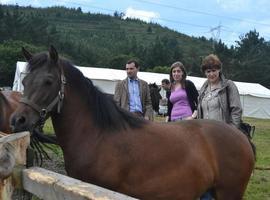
xmin=227 ymin=81 xmax=242 ymax=127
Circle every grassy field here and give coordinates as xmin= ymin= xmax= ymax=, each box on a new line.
xmin=43 ymin=117 xmax=270 ymax=199
xmin=244 ymin=117 xmax=270 ymax=200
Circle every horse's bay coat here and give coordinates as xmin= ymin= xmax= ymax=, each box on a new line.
xmin=11 ymin=46 xmax=255 ymax=200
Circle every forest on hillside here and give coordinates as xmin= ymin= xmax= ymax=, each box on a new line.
xmin=0 ymin=4 xmax=269 ymax=88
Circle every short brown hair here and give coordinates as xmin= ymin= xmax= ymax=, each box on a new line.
xmin=126 ymin=59 xmax=139 ymax=68
xmin=161 ymin=79 xmax=170 ymax=85
xmin=201 ymin=54 xmax=222 ymax=72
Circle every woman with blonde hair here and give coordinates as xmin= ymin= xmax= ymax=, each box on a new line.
xmin=167 ymin=61 xmax=198 ymax=122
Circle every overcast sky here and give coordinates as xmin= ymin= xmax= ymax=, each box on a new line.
xmin=1 ymin=0 xmax=270 ymax=46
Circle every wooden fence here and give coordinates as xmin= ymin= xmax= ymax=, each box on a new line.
xmin=23 ymin=167 xmax=137 ymax=200
xmin=0 ymin=131 xmax=29 ymax=200
xmin=0 ymin=131 xmax=137 ymax=200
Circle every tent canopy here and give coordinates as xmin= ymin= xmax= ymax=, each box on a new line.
xmin=77 ymin=65 xmax=270 ymax=98
xmin=13 ymin=61 xmax=270 ymax=118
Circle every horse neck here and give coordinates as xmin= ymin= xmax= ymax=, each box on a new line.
xmin=0 ymin=93 xmax=9 ymax=108
xmin=0 ymin=93 xmax=11 ymax=132
xmin=50 ymin=84 xmax=100 ymax=150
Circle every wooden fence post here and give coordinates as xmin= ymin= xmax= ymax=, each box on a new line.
xmin=0 ymin=132 xmax=30 ymax=200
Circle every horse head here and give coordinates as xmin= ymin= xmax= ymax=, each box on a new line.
xmin=11 ymin=46 xmax=64 ymax=133
xmin=0 ymin=91 xmax=22 ymax=134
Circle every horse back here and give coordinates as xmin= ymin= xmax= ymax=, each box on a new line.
xmin=169 ymin=119 xmax=255 ymax=171
xmin=78 ymin=120 xmax=254 ymax=199
xmin=50 ymin=111 xmax=255 ymax=200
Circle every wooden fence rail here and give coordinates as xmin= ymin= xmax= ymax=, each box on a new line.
xmin=23 ymin=167 xmax=138 ymax=200
xmin=0 ymin=131 xmax=137 ymax=200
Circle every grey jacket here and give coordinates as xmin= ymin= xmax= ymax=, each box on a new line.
xmin=197 ymin=75 xmax=242 ymax=128
xmin=114 ymin=78 xmax=153 ymax=120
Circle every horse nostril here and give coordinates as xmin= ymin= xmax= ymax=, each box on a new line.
xmin=10 ymin=115 xmax=27 ymax=132
xmin=17 ymin=116 xmax=26 ymax=125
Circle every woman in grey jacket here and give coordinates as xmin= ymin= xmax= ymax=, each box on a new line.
xmin=197 ymin=54 xmax=242 ymax=128
xmin=198 ymin=54 xmax=242 ymax=200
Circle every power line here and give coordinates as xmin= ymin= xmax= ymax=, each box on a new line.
xmin=53 ymin=0 xmax=270 ymax=40
xmin=13 ymin=0 xmax=270 ymax=42
xmin=132 ymin=0 xmax=270 ymax=27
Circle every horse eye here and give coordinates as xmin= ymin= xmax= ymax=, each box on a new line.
xmin=44 ymin=79 xmax=53 ymax=85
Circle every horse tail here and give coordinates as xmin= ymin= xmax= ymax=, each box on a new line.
xmin=239 ymin=124 xmax=256 ymax=161
xmin=248 ymin=137 xmax=256 ymax=161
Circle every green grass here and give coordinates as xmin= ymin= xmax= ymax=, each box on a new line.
xmin=42 ymin=118 xmax=63 ymax=155
xmin=244 ymin=117 xmax=270 ymax=200
xmin=43 ymin=117 xmax=270 ymax=199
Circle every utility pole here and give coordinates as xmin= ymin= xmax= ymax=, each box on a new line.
xmin=210 ymin=23 xmax=221 ymax=51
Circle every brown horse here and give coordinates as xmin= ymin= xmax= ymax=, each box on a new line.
xmin=11 ymin=46 xmax=255 ymax=200
xmin=0 ymin=90 xmax=21 ymax=134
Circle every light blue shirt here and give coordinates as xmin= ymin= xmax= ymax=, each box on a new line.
xmin=128 ymin=78 xmax=142 ymax=113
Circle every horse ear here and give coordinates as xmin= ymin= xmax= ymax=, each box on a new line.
xmin=49 ymin=45 xmax=58 ymax=63
xmin=22 ymin=47 xmax=32 ymax=61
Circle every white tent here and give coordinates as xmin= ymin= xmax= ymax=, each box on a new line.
xmin=13 ymin=61 xmax=270 ymax=119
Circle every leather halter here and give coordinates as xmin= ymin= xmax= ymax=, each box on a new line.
xmin=19 ymin=72 xmax=66 ymax=125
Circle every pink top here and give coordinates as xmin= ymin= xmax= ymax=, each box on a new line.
xmin=170 ymin=88 xmax=192 ymax=120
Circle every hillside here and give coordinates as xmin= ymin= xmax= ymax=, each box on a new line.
xmin=0 ymin=5 xmax=212 ymax=78
xmin=0 ymin=4 xmax=269 ymax=88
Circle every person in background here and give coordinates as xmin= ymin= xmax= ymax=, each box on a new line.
xmin=114 ymin=59 xmax=153 ymax=120
xmin=197 ymin=54 xmax=242 ymax=200
xmin=159 ymin=79 xmax=171 ymax=117
xmin=161 ymin=78 xmax=171 ymax=99
xmin=167 ymin=61 xmax=198 ymax=122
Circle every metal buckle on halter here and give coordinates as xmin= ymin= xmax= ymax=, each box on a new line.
xmin=61 ymin=74 xmax=66 ymax=84
xmin=40 ymin=108 xmax=47 ymax=118
xmin=59 ymin=91 xmax=64 ymax=100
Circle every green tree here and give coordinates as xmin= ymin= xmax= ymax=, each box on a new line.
xmin=0 ymin=40 xmax=41 ymax=87
xmin=213 ymin=40 xmax=234 ymax=78
xmin=109 ymin=54 xmax=132 ymax=69
xmin=233 ymin=30 xmax=270 ymax=87
xmin=147 ymin=66 xmax=170 ymax=74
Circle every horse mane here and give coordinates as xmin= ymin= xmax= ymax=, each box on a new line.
xmin=27 ymin=52 xmax=147 ymax=131
xmin=63 ymin=61 xmax=147 ymax=131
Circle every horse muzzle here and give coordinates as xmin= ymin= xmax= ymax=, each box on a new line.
xmin=10 ymin=110 xmax=37 ymax=133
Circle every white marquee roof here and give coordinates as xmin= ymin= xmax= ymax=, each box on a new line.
xmin=77 ymin=66 xmax=270 ymax=98
xmin=16 ymin=61 xmax=270 ymax=98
